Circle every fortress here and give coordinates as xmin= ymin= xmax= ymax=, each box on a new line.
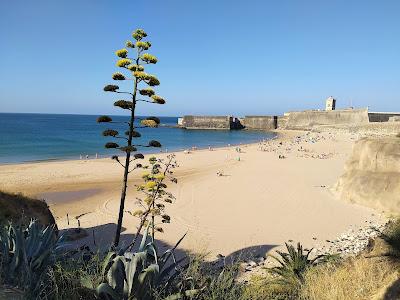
xmin=178 ymin=97 xmax=400 ymax=131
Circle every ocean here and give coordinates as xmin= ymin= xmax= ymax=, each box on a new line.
xmin=0 ymin=113 xmax=276 ymax=164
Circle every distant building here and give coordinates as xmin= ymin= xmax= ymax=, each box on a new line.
xmin=177 ymin=117 xmax=184 ymax=126
xmin=325 ymin=96 xmax=336 ymax=111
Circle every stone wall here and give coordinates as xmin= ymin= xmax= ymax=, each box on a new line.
xmin=285 ymin=108 xmax=369 ymax=130
xmin=368 ymin=112 xmax=400 ymax=122
xmin=182 ymin=115 xmax=232 ymax=129
xmin=277 ymin=116 xmax=288 ymax=129
xmin=242 ymin=116 xmax=277 ymax=130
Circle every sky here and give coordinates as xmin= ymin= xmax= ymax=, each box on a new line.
xmin=0 ymin=0 xmax=399 ymax=116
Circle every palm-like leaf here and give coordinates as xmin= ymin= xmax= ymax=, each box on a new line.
xmin=269 ymin=242 xmax=325 ymax=285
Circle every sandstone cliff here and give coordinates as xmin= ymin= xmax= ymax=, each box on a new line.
xmin=335 ymin=137 xmax=400 ymax=214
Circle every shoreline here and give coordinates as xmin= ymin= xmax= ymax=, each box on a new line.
xmin=0 ymin=129 xmax=385 ymax=258
xmin=0 ymin=131 xmax=278 ymax=166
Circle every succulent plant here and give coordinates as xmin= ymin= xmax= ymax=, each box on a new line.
xmin=96 ymin=226 xmax=197 ymax=300
xmin=269 ymin=242 xmax=325 ymax=285
xmin=0 ymin=220 xmax=65 ymax=294
xmin=100 ymin=29 xmax=169 ymax=247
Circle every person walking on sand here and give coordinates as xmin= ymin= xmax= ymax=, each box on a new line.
xmin=86 ymin=154 xmax=89 ymax=159
xmin=80 ymin=154 xmax=82 ymax=160
xmin=95 ymin=153 xmax=98 ymax=159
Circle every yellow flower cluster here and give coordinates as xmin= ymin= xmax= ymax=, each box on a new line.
xmin=151 ymin=95 xmax=166 ymax=104
xmin=139 ymin=88 xmax=155 ymax=96
xmin=144 ymin=197 xmax=153 ymax=206
xmin=145 ymin=181 xmax=157 ymax=189
xmin=132 ymin=210 xmax=143 ymax=217
xmin=141 ymin=172 xmax=150 ymax=179
xmin=136 ymin=41 xmax=151 ymax=50
xmin=154 ymin=174 xmax=165 ymax=180
xmin=132 ymin=29 xmax=147 ymax=41
xmin=116 ymin=58 xmax=132 ymax=67
xmin=126 ymin=40 xmax=135 ymax=48
xmin=115 ymin=48 xmax=128 ymax=58
xmin=127 ymin=64 xmax=144 ymax=72
xmin=141 ymin=53 xmax=158 ymax=64
xmin=133 ymin=71 xmax=149 ymax=80
xmin=147 ymin=75 xmax=160 ymax=86
xmin=112 ymin=72 xmax=126 ymax=80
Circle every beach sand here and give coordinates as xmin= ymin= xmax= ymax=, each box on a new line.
xmin=0 ymin=130 xmax=384 ymax=259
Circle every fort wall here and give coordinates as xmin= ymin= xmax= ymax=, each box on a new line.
xmin=368 ymin=112 xmax=400 ymax=122
xmin=181 ymin=116 xmax=232 ymax=130
xmin=285 ymin=108 xmax=369 ymax=130
xmin=242 ymin=116 xmax=277 ymax=130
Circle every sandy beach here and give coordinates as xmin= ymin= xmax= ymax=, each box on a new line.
xmin=0 ymin=130 xmax=383 ymax=258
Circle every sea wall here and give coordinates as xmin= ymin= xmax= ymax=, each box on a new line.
xmin=243 ymin=116 xmax=277 ymax=130
xmin=335 ymin=137 xmax=400 ymax=214
xmin=368 ymin=112 xmax=400 ymax=122
xmin=182 ymin=115 xmax=232 ymax=129
xmin=285 ymin=108 xmax=369 ymax=130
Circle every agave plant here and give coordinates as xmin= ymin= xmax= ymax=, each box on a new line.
xmin=96 ymin=226 xmax=198 ymax=300
xmin=0 ymin=219 xmax=65 ymax=294
xmin=268 ymin=242 xmax=325 ymax=285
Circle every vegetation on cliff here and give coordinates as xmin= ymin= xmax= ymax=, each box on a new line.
xmin=0 ymin=190 xmax=55 ymax=227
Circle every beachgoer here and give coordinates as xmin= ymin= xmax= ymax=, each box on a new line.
xmin=86 ymin=154 xmax=89 ymax=159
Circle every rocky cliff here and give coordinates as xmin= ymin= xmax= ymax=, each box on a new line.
xmin=335 ymin=137 xmax=400 ymax=214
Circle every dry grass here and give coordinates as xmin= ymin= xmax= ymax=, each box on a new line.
xmin=243 ymin=275 xmax=298 ymax=300
xmin=300 ymin=257 xmax=399 ymax=300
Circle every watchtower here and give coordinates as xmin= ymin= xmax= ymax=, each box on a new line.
xmin=325 ymin=96 xmax=336 ymax=111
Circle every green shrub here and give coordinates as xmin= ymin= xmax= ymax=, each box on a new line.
xmin=44 ymin=251 xmax=102 ymax=299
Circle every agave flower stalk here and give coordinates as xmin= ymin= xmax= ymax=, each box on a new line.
xmin=98 ymin=29 xmax=167 ymax=247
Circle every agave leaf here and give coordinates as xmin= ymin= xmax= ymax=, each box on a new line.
xmin=138 ymin=223 xmax=150 ymax=252
xmin=102 ymin=251 xmax=117 ymax=277
xmin=9 ymin=225 xmax=23 ymax=278
xmin=136 ymin=264 xmax=160 ymax=299
xmin=127 ymin=251 xmax=147 ymax=297
xmin=159 ymin=232 xmax=186 ymax=264
xmin=96 ymin=282 xmax=120 ymax=300
xmin=159 ymin=256 xmax=187 ymax=285
xmin=107 ymin=256 xmax=126 ymax=296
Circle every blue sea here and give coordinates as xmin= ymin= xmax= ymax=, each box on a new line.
xmin=0 ymin=113 xmax=276 ymax=164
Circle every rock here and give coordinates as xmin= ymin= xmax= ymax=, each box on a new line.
xmin=62 ymin=228 xmax=88 ymax=241
xmin=248 ymin=261 xmax=258 ymax=267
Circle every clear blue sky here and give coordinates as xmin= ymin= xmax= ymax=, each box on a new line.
xmin=1 ymin=0 xmax=399 ymax=116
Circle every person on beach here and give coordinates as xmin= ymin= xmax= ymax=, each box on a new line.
xmin=80 ymin=154 xmax=82 ymax=160
xmin=95 ymin=153 xmax=98 ymax=159
xmin=86 ymin=154 xmax=89 ymax=159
